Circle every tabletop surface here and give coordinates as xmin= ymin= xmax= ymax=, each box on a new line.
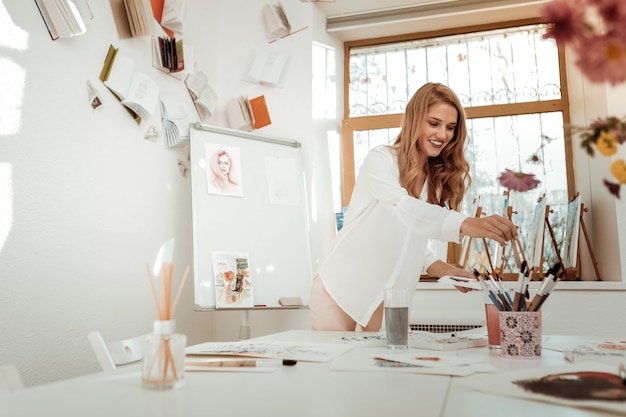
xmin=1 ymin=330 xmax=624 ymax=417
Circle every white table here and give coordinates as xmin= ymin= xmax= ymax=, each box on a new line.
xmin=1 ymin=331 xmax=623 ymax=417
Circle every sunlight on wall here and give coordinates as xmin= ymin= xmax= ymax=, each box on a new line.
xmin=312 ymin=42 xmax=336 ymax=120
xmin=0 ymin=57 xmax=24 ymax=136
xmin=0 ymin=2 xmax=27 ymax=252
xmin=0 ymin=1 xmax=28 ymax=50
xmin=0 ymin=163 xmax=13 ymax=253
xmin=0 ymin=1 xmax=28 ymax=136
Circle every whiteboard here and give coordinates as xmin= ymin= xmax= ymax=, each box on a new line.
xmin=190 ymin=124 xmax=312 ymax=309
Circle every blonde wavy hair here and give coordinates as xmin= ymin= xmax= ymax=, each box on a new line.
xmin=392 ymin=83 xmax=470 ymax=211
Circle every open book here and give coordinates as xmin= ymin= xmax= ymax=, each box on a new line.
xmin=160 ymin=92 xmax=190 ymax=148
xmin=184 ymin=70 xmax=218 ymax=119
xmin=160 ymin=0 xmax=186 ymax=34
xmin=122 ymin=0 xmax=161 ymax=37
xmin=225 ymin=96 xmax=271 ymax=131
xmin=248 ymin=50 xmax=288 ymax=87
xmin=99 ymin=44 xmax=160 ymax=124
xmin=34 ymin=0 xmax=92 ymax=40
xmin=151 ymin=36 xmax=185 ymax=74
xmin=262 ymin=2 xmax=290 ymax=41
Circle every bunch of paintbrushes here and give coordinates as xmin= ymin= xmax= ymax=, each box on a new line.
xmin=473 ymin=261 xmax=563 ymax=312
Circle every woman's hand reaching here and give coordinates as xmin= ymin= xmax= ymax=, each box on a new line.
xmin=460 ymin=214 xmax=518 ymax=246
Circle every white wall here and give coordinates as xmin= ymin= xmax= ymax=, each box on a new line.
xmin=1 ymin=0 xmax=625 ymax=389
xmin=0 ymin=0 xmax=335 ymax=387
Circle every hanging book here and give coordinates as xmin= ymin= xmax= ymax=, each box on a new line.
xmin=34 ymin=0 xmax=92 ymax=40
xmin=160 ymin=91 xmax=190 ymax=149
xmin=151 ymin=35 xmax=185 ymax=74
xmin=225 ymin=97 xmax=254 ymax=131
xmin=99 ymin=44 xmax=160 ymax=124
xmin=249 ymin=95 xmax=271 ymax=129
xmin=248 ymin=50 xmax=288 ymax=87
xmin=121 ymin=0 xmax=162 ymax=37
xmin=184 ymin=69 xmax=218 ymax=119
xmin=212 ymin=252 xmax=253 ymax=309
xmin=262 ymin=2 xmax=290 ymax=41
xmin=159 ymin=0 xmax=185 ymax=35
xmin=225 ymin=96 xmax=272 ymax=131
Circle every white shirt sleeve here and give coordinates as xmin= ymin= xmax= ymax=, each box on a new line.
xmin=351 ymin=146 xmax=466 ymax=244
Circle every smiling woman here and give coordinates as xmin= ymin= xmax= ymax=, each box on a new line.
xmin=309 ymin=82 xmax=518 ymax=332
xmin=342 ymin=21 xmax=576 ymax=278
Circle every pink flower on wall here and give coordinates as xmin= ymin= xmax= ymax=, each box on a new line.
xmin=541 ymin=0 xmax=626 ymax=86
xmin=497 ymin=169 xmax=540 ymax=193
xmin=541 ymin=0 xmax=626 ymax=198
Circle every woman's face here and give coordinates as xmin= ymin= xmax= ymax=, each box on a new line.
xmin=217 ymin=154 xmax=231 ymax=175
xmin=417 ymin=102 xmax=458 ymax=158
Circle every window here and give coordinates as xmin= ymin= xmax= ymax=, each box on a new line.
xmin=342 ymin=20 xmax=573 ymax=275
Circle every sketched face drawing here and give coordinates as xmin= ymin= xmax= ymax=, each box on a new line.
xmin=217 ymin=153 xmax=231 ymax=175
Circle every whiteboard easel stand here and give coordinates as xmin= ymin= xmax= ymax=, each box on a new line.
xmin=239 ymin=311 xmax=251 ymax=340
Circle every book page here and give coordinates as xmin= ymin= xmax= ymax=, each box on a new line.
xmin=248 ymin=51 xmax=288 ymax=87
xmin=122 ymin=71 xmax=160 ymax=120
xmin=185 ymin=71 xmax=208 ymax=99
xmin=262 ymin=3 xmax=289 ymax=39
xmin=161 ymin=0 xmax=185 ymax=34
xmin=194 ymin=85 xmax=218 ymax=116
xmin=103 ymin=52 xmax=136 ymax=100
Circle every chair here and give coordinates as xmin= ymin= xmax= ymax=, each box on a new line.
xmin=0 ymin=364 xmax=25 ymax=393
xmin=88 ymin=331 xmax=145 ymax=371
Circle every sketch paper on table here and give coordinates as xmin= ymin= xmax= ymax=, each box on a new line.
xmin=335 ymin=328 xmax=487 ymax=351
xmin=186 ymin=340 xmax=353 ymax=362
xmin=563 ymin=340 xmax=626 ymax=365
xmin=463 ymin=363 xmax=626 ymax=414
xmin=265 ymin=155 xmax=299 ymax=205
xmin=330 ymin=347 xmax=494 ymax=376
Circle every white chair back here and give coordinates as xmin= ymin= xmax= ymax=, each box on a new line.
xmin=0 ymin=364 xmax=25 ymax=393
xmin=88 ymin=331 xmax=145 ymax=371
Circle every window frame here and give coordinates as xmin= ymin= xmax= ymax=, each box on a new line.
xmin=340 ymin=18 xmax=575 ymax=211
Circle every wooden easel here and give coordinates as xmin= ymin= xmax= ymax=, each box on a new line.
xmin=579 ymin=202 xmax=601 ymax=280
xmin=459 ymin=203 xmax=526 ymax=280
xmin=459 ymin=204 xmax=485 ymax=270
xmin=537 ymin=203 xmax=563 ymax=281
xmin=491 ymin=204 xmax=528 ymax=280
xmin=544 ymin=194 xmax=601 ymax=281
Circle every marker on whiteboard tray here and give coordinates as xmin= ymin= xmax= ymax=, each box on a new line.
xmin=254 ymin=304 xmax=267 ymax=307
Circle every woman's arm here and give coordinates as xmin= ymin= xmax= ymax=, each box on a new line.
xmin=426 ymin=260 xmax=475 ymax=293
xmin=426 ymin=260 xmax=474 ymax=279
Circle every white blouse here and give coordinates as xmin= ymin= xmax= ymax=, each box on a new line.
xmin=315 ymin=145 xmax=467 ymax=327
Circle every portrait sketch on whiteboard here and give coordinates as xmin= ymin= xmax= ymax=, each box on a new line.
xmin=205 ymin=144 xmax=244 ymax=197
